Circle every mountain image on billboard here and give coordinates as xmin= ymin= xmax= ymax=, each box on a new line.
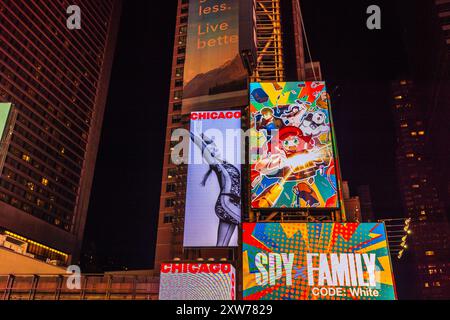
xmin=182 ymin=0 xmax=248 ymax=113
xmin=243 ymin=223 xmax=397 ymax=300
xmin=183 ymin=111 xmax=241 ymax=247
xmin=250 ymin=82 xmax=339 ymax=209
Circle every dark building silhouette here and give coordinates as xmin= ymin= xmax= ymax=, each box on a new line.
xmin=357 ymin=185 xmax=375 ymax=222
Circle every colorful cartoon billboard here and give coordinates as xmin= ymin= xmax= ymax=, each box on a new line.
xmin=243 ymin=223 xmax=397 ymax=300
xmin=182 ymin=0 xmax=248 ymax=113
xmin=183 ymin=111 xmax=241 ymax=247
xmin=159 ymin=263 xmax=236 ymax=300
xmin=250 ymin=82 xmax=339 ymax=209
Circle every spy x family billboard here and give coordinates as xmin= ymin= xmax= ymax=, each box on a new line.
xmin=242 ymin=223 xmax=397 ymax=300
xmin=250 ymin=82 xmax=339 ymax=209
xmin=183 ymin=111 xmax=242 ymax=247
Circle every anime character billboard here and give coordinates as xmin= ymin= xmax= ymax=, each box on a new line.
xmin=183 ymin=111 xmax=241 ymax=247
xmin=250 ymin=82 xmax=339 ymax=209
xmin=243 ymin=223 xmax=397 ymax=300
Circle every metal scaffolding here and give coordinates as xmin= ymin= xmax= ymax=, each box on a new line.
xmin=251 ymin=0 xmax=285 ymax=82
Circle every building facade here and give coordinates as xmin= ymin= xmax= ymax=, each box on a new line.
xmin=391 ymin=79 xmax=450 ymax=299
xmin=390 ymin=0 xmax=450 ymax=299
xmin=0 ymin=0 xmax=122 ymax=267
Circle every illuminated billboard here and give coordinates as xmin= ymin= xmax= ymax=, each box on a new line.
xmin=182 ymin=0 xmax=248 ymax=113
xmin=243 ymin=223 xmax=396 ymax=300
xmin=250 ymin=82 xmax=339 ymax=209
xmin=0 ymin=103 xmax=12 ymax=141
xmin=159 ymin=263 xmax=236 ymax=300
xmin=183 ymin=111 xmax=241 ymax=247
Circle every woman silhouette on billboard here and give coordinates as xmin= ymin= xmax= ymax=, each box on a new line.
xmin=190 ymin=132 xmax=241 ymax=246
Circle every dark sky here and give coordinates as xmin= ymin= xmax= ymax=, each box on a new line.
xmin=81 ymin=0 xmax=410 ymax=271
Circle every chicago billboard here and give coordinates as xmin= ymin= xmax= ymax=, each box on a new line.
xmin=182 ymin=0 xmax=248 ymax=113
xmin=243 ymin=223 xmax=396 ymax=300
xmin=250 ymin=82 xmax=339 ymax=209
xmin=183 ymin=111 xmax=241 ymax=247
xmin=159 ymin=263 xmax=236 ymax=300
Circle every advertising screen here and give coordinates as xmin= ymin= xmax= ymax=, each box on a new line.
xmin=243 ymin=223 xmax=396 ymax=300
xmin=183 ymin=111 xmax=241 ymax=247
xmin=0 ymin=103 xmax=12 ymax=141
xmin=159 ymin=263 xmax=236 ymax=300
xmin=182 ymin=0 xmax=248 ymax=113
xmin=250 ymin=82 xmax=339 ymax=209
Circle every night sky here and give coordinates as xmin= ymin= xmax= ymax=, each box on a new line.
xmin=81 ymin=0 xmax=411 ymax=272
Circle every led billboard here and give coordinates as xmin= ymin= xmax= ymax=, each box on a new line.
xmin=182 ymin=0 xmax=248 ymax=113
xmin=183 ymin=111 xmax=241 ymax=247
xmin=159 ymin=263 xmax=236 ymax=300
xmin=250 ymin=82 xmax=339 ymax=209
xmin=0 ymin=103 xmax=12 ymax=141
xmin=243 ymin=223 xmax=396 ymax=300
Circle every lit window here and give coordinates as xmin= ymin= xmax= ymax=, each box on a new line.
xmin=41 ymin=178 xmax=49 ymax=186
xmin=425 ymin=251 xmax=435 ymax=256
xmin=418 ymin=131 xmax=425 ymax=136
xmin=406 ymin=153 xmax=415 ymax=158
xmin=400 ymin=123 xmax=408 ymax=128
xmin=411 ymin=132 xmax=417 ymax=136
xmin=400 ymin=80 xmax=407 ymax=85
xmin=167 ymin=168 xmax=177 ymax=179
xmin=22 ymin=154 xmax=31 ymax=162
xmin=394 ymin=95 xmax=403 ymax=100
xmin=175 ymin=68 xmax=183 ymax=77
xmin=27 ymin=182 xmax=35 ymax=191
xmin=412 ymin=184 xmax=420 ymax=189
xmin=424 ymin=283 xmax=429 ymax=288
xmin=174 ymin=91 xmax=183 ymax=100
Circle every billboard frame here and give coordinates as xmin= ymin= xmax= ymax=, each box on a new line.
xmin=242 ymin=222 xmax=398 ymax=301
xmin=249 ymin=82 xmax=341 ymax=211
xmin=183 ymin=110 xmax=242 ymax=248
